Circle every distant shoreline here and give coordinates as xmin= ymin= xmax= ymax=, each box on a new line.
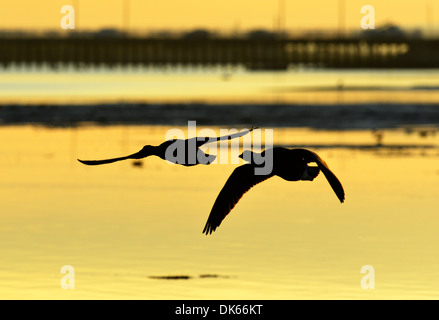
xmin=1 ymin=102 xmax=439 ymax=130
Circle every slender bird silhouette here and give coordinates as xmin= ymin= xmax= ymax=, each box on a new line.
xmin=78 ymin=128 xmax=256 ymax=167
xmin=203 ymin=148 xmax=345 ymax=234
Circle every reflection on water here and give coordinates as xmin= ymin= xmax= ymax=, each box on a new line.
xmin=1 ymin=125 xmax=439 ymax=299
xmin=1 ymin=67 xmax=439 ymax=104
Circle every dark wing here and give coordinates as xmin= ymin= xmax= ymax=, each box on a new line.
xmin=203 ymin=164 xmax=273 ymax=235
xmin=77 ymin=156 xmax=132 ymax=166
xmin=301 ymin=149 xmax=345 ymax=203
xmin=77 ymin=148 xmax=151 ymax=166
xmin=196 ymin=127 xmax=257 ymax=148
xmin=215 ymin=126 xmax=257 ymax=142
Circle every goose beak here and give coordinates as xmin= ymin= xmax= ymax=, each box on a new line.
xmin=238 ymin=153 xmax=244 ymax=159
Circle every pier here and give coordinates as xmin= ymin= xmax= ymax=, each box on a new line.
xmin=0 ymin=33 xmax=438 ymax=70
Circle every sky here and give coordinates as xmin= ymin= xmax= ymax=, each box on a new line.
xmin=0 ymin=0 xmax=436 ymax=34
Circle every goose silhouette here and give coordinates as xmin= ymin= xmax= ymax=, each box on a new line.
xmin=203 ymin=148 xmax=345 ymax=234
xmin=78 ymin=127 xmax=255 ymax=167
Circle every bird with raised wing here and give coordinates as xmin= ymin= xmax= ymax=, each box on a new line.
xmin=78 ymin=128 xmax=256 ymax=167
xmin=203 ymin=148 xmax=345 ymax=234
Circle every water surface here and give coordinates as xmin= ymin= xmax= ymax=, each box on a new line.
xmin=1 ymin=125 xmax=439 ymax=299
xmin=1 ymin=67 xmax=439 ymax=104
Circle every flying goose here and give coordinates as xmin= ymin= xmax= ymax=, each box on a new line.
xmin=203 ymin=148 xmax=345 ymax=234
xmin=78 ymin=128 xmax=255 ymax=167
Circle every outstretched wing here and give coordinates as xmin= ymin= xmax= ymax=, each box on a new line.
xmin=77 ymin=147 xmax=151 ymax=166
xmin=77 ymin=156 xmax=132 ymax=166
xmin=203 ymin=164 xmax=273 ymax=235
xmin=300 ymin=149 xmax=345 ymax=203
xmin=215 ymin=126 xmax=257 ymax=142
xmin=196 ymin=127 xmax=258 ymax=148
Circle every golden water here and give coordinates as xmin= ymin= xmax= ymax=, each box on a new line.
xmin=1 ymin=68 xmax=439 ymax=104
xmin=1 ymin=125 xmax=439 ymax=299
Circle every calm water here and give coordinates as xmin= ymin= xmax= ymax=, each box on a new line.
xmin=1 ymin=125 xmax=439 ymax=299
xmin=1 ymin=66 xmax=439 ymax=104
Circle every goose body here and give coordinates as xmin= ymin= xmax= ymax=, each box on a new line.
xmin=203 ymin=148 xmax=345 ymax=234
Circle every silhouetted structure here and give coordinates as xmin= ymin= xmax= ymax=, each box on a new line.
xmin=203 ymin=148 xmax=345 ymax=234
xmin=0 ymin=31 xmax=438 ymax=69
